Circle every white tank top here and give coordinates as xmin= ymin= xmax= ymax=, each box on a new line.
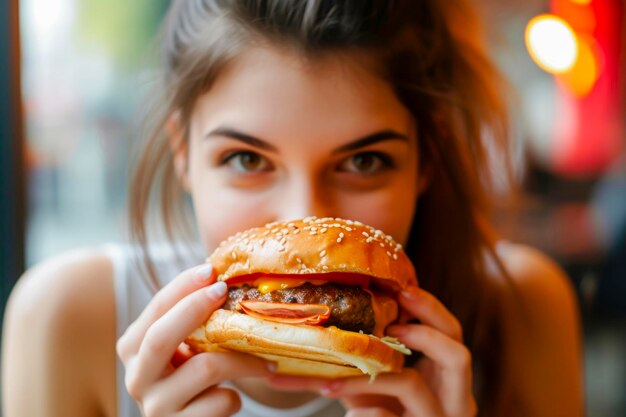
xmin=103 ymin=243 xmax=345 ymax=417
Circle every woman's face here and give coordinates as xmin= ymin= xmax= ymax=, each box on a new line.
xmin=181 ymin=46 xmax=423 ymax=253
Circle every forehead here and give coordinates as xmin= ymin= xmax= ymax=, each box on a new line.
xmin=191 ymin=46 xmax=414 ymax=144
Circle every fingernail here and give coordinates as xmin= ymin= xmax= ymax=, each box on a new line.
xmin=265 ymin=361 xmax=278 ymax=373
xmin=320 ymin=380 xmax=342 ymax=396
xmin=194 ymin=264 xmax=213 ymax=282
xmin=205 ymin=281 xmax=227 ymax=299
xmin=400 ymin=289 xmax=417 ymax=300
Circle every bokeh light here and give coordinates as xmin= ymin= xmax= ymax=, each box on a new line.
xmin=526 ymin=14 xmax=579 ymax=73
xmin=557 ymin=35 xmax=602 ymax=97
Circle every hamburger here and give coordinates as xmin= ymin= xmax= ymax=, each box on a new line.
xmin=186 ymin=216 xmax=416 ymax=378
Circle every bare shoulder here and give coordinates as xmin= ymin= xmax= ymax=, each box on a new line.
xmin=2 ymin=248 xmax=117 ymax=417
xmin=490 ymin=242 xmax=584 ymax=417
xmin=494 ymin=242 xmax=579 ymax=309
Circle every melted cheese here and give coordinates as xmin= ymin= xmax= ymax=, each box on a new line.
xmin=366 ymin=289 xmax=399 ymax=337
xmin=252 ymin=277 xmax=325 ymax=294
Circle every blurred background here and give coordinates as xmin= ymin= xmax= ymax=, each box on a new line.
xmin=1 ymin=0 xmax=624 ymax=415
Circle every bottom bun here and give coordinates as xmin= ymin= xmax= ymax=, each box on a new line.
xmin=187 ymin=309 xmax=405 ymax=378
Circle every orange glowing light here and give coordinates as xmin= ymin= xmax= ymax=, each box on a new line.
xmin=526 ymin=15 xmax=578 ymax=73
xmin=557 ymin=35 xmax=603 ymax=97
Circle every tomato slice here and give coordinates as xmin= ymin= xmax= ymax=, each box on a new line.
xmin=224 ymin=272 xmax=371 ymax=289
xmin=237 ymin=300 xmax=331 ymax=325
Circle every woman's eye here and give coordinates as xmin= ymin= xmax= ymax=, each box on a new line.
xmin=337 ymin=152 xmax=393 ymax=174
xmin=221 ymin=151 xmax=272 ymax=173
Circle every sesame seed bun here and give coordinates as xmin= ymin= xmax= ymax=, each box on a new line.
xmin=187 ymin=217 xmax=417 ymax=378
xmin=209 ymin=217 xmax=417 ymax=291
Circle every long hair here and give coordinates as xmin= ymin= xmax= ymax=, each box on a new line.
xmin=129 ymin=1 xmax=515 ymax=414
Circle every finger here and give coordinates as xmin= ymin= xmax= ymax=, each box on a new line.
xmin=356 ymin=324 xmax=474 ymax=416
xmin=346 ymin=407 xmax=398 ymax=417
xmin=178 ymin=387 xmax=242 ymax=417
xmin=386 ymin=324 xmax=472 ymax=374
xmin=395 ymin=287 xmax=463 ymax=342
xmin=320 ymin=370 xmax=443 ymax=417
xmin=126 ymin=282 xmax=228 ymax=396
xmin=117 ymin=263 xmax=216 ymax=362
xmin=150 ymin=351 xmax=275 ymax=411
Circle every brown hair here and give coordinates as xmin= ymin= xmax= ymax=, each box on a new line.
xmin=130 ymin=1 xmax=515 ymax=413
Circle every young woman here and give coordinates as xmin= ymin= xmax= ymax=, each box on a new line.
xmin=3 ymin=1 xmax=584 ymax=416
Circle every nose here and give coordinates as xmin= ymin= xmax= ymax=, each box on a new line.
xmin=274 ymin=175 xmax=333 ymax=222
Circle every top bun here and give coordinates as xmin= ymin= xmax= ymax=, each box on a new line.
xmin=208 ymin=217 xmax=417 ymax=291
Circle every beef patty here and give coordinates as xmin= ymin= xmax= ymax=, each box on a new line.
xmin=224 ymin=283 xmax=375 ymax=334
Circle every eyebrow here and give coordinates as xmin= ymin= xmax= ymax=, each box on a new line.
xmin=205 ymin=127 xmax=409 ymax=154
xmin=332 ymin=130 xmax=409 ymax=154
xmin=205 ymin=127 xmax=279 ymax=152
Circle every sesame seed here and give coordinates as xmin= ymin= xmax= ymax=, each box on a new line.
xmin=320 ymin=250 xmax=327 ymax=257
xmin=276 ymin=233 xmax=283 ymax=239
xmin=354 ymin=221 xmax=363 ymax=226
xmin=293 ymin=229 xmax=301 ymax=235
xmin=337 ymin=238 xmax=342 ymax=243
xmin=281 ymin=228 xmax=289 ymax=234
xmin=287 ymin=223 xmax=295 ymax=227
xmin=279 ymin=237 xmax=287 ymax=245
xmin=263 ymin=230 xmax=270 ymax=236
xmin=385 ymin=235 xmax=393 ymax=241
xmin=346 ymin=220 xmax=354 ymax=225
xmin=320 ymin=228 xmax=327 ymax=233
xmin=301 ymin=264 xmax=306 ymax=269
xmin=259 ymin=239 xmax=265 ymax=246
xmin=322 ymin=265 xmax=328 ymax=271
xmin=271 ymin=228 xmax=279 ymax=234
xmin=339 ymin=232 xmax=345 ymax=238
xmin=386 ymin=251 xmax=392 ymax=256
xmin=362 ymin=231 xmax=369 ymax=237
xmin=345 ymin=227 xmax=353 ymax=232
xmin=278 ymin=246 xmax=286 ymax=252
xmin=310 ymin=231 xmax=317 ymax=235
xmin=231 ymin=251 xmax=237 ymax=259
xmin=379 ymin=242 xmax=385 ymax=248
xmin=393 ymin=254 xmax=398 ymax=260
xmin=311 ymin=227 xmax=317 ymax=231
xmin=296 ymin=258 xmax=302 ymax=263
xmin=366 ymin=237 xmax=374 ymax=243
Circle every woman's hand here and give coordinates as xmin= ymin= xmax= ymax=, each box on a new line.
xmin=268 ymin=286 xmax=476 ymax=417
xmin=116 ymin=264 xmax=275 ymax=417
